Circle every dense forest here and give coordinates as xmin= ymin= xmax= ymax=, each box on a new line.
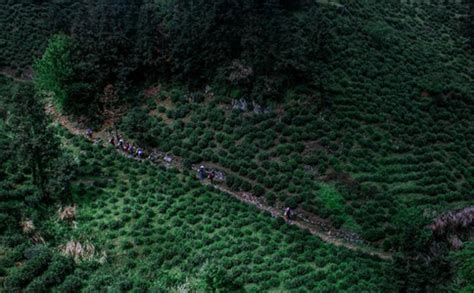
xmin=1 ymin=0 xmax=473 ymax=291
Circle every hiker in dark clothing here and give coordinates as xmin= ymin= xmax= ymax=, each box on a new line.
xmin=86 ymin=128 xmax=93 ymax=139
xmin=129 ymin=145 xmax=135 ymax=157
xmin=109 ymin=137 xmax=115 ymax=146
xmin=137 ymin=148 xmax=144 ymax=159
xmin=198 ymin=166 xmax=207 ymax=181
xmin=208 ymin=171 xmax=215 ymax=184
xmin=118 ymin=138 xmax=124 ymax=150
xmin=284 ymin=207 xmax=293 ymax=222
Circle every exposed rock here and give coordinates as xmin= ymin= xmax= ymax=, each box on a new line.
xmin=31 ymin=233 xmax=45 ymax=244
xmin=430 ymin=206 xmax=474 ymax=236
xmin=60 ymin=240 xmax=99 ymax=262
xmin=252 ymin=101 xmax=271 ymax=114
xmin=19 ymin=219 xmax=45 ymax=244
xmin=231 ymin=99 xmax=248 ymax=111
xmin=58 ymin=204 xmax=77 ymax=221
xmin=20 ymin=219 xmax=35 ymax=234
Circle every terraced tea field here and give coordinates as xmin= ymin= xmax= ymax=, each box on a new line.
xmin=1 ymin=124 xmax=392 ymax=291
xmin=0 ymin=0 xmax=472 ymax=291
xmin=116 ymin=1 xmax=473 ymax=248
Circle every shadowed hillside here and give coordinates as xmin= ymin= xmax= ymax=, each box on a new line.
xmin=0 ymin=0 xmax=473 ymax=291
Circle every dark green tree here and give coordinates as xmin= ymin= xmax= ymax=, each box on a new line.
xmin=70 ymin=0 xmax=141 ymax=88
xmin=33 ymin=34 xmax=73 ymax=111
xmin=391 ymin=208 xmax=452 ymax=292
xmin=7 ymin=84 xmax=73 ymax=202
xmin=449 ymin=242 xmax=474 ymax=292
xmin=168 ymin=0 xmax=325 ymax=101
xmin=468 ymin=0 xmax=474 ymax=52
xmin=134 ymin=0 xmax=170 ymax=79
xmin=168 ymin=0 xmax=245 ymax=84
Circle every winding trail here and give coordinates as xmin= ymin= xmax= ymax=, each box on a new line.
xmin=44 ymin=100 xmax=392 ymax=260
xmin=2 ymin=73 xmax=392 ymax=260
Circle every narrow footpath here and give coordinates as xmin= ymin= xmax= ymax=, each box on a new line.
xmin=44 ymin=98 xmax=392 ymax=260
xmin=1 ymin=73 xmax=392 ymax=260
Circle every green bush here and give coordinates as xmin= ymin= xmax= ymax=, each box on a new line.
xmin=253 ymin=185 xmax=265 ymax=197
xmin=4 ymin=246 xmax=52 ymax=290
xmin=24 ymin=254 xmax=74 ymax=292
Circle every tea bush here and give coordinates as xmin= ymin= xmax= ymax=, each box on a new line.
xmin=1 ymin=0 xmax=473 ymax=290
xmin=51 ymin=141 xmax=392 ymax=291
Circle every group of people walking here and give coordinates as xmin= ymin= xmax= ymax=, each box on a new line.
xmin=197 ymin=165 xmax=216 ymax=183
xmin=86 ymin=128 xmax=294 ymax=223
xmin=112 ymin=136 xmax=144 ymax=159
xmin=86 ymin=128 xmax=145 ymax=159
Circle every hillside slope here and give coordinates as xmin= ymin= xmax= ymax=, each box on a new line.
xmin=115 ymin=0 xmax=473 ymax=246
xmin=0 ymin=0 xmax=473 ymax=291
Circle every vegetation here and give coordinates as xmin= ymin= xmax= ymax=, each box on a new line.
xmin=0 ymin=95 xmax=392 ymax=290
xmin=34 ymin=34 xmax=73 ymax=110
xmin=0 ymin=0 xmax=473 ymax=291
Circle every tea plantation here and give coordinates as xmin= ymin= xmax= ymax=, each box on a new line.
xmin=119 ymin=0 xmax=474 ymax=247
xmin=1 ymin=0 xmax=473 ymax=291
xmin=0 ymin=111 xmax=391 ymax=291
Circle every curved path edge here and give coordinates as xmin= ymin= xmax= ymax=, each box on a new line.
xmin=0 ymin=71 xmax=392 ymax=260
xmin=44 ymin=99 xmax=392 ymax=260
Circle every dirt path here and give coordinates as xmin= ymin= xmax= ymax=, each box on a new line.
xmin=0 ymin=70 xmax=32 ymax=83
xmin=2 ymin=72 xmax=378 ymax=256
xmin=43 ymin=100 xmax=392 ymax=260
xmin=208 ymin=183 xmax=391 ymax=259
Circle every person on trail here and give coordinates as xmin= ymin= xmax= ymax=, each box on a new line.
xmin=129 ymin=145 xmax=135 ymax=157
xmin=86 ymin=128 xmax=93 ymax=139
xmin=137 ymin=148 xmax=144 ymax=159
xmin=198 ymin=165 xmax=207 ymax=181
xmin=109 ymin=137 xmax=115 ymax=146
xmin=208 ymin=171 xmax=215 ymax=184
xmin=118 ymin=138 xmax=124 ymax=150
xmin=284 ymin=207 xmax=292 ymax=222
